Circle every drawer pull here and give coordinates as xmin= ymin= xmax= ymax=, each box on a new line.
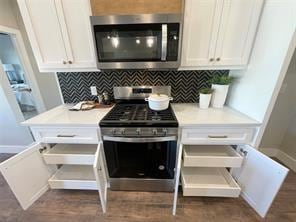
xmin=208 ymin=135 xmax=228 ymax=139
xmin=56 ymin=134 xmax=76 ymax=138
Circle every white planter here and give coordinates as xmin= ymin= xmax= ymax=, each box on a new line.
xmin=199 ymin=93 xmax=212 ymax=109
xmin=211 ymin=84 xmax=229 ymax=108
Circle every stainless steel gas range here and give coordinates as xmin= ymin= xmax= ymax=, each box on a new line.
xmin=99 ymin=86 xmax=178 ymax=192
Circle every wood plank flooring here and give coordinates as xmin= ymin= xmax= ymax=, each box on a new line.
xmin=0 ymin=154 xmax=295 ymax=222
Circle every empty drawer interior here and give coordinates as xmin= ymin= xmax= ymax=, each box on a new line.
xmin=181 ymin=167 xmax=241 ymax=197
xmin=183 ymin=145 xmax=243 ymax=167
xmin=48 ymin=165 xmax=97 ymax=190
xmin=43 ymin=144 xmax=97 ymax=165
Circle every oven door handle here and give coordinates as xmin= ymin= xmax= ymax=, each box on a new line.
xmin=103 ymin=136 xmax=176 ymax=143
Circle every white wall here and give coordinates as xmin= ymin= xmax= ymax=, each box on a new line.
xmin=0 ymin=0 xmax=33 ymax=149
xmin=260 ymin=50 xmax=296 ymax=149
xmin=0 ymin=0 xmax=62 ymax=151
xmin=227 ymin=0 xmax=296 ymax=147
xmin=281 ymin=115 xmax=296 ymax=159
xmin=0 ymin=78 xmax=33 ymax=147
xmin=0 ymin=0 xmax=18 ymax=29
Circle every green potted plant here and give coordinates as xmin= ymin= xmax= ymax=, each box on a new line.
xmin=208 ymin=74 xmax=235 ymax=108
xmin=199 ymin=88 xmax=214 ymax=109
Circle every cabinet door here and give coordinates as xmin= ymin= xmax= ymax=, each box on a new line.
xmin=17 ymin=0 xmax=69 ymax=71
xmin=232 ymin=145 xmax=289 ymax=218
xmin=181 ymin=0 xmax=223 ymax=67
xmin=214 ymin=0 xmax=263 ymax=66
xmin=0 ymin=143 xmax=55 ymax=210
xmin=93 ymin=143 xmax=107 ymax=213
xmin=55 ymin=0 xmax=97 ymax=69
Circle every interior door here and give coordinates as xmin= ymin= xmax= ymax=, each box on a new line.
xmin=0 ymin=143 xmax=55 ymax=210
xmin=214 ymin=0 xmax=263 ymax=66
xmin=232 ymin=145 xmax=289 ymax=218
xmin=17 ymin=0 xmax=69 ymax=70
xmin=93 ymin=142 xmax=108 ymax=213
xmin=181 ymin=0 xmax=223 ymax=67
xmin=55 ymin=0 xmax=97 ymax=69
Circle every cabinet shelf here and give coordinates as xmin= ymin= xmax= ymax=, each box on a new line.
xmin=43 ymin=144 xmax=97 ymax=165
xmin=183 ymin=145 xmax=243 ymax=167
xmin=48 ymin=165 xmax=97 ymax=190
xmin=181 ymin=167 xmax=241 ymax=197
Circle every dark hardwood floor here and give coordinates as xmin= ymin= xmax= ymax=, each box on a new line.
xmin=0 ymin=154 xmax=295 ymax=222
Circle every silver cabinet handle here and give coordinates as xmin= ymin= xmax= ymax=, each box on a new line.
xmin=56 ymin=135 xmax=76 ymax=138
xmin=208 ymin=135 xmax=228 ymax=139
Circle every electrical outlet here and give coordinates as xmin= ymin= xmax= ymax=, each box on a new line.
xmin=90 ymin=86 xmax=97 ymax=96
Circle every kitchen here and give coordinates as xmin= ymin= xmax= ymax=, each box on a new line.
xmin=0 ymin=0 xmax=295 ymax=221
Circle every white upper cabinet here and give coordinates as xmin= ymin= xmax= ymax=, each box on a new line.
xmin=181 ymin=0 xmax=264 ymax=70
xmin=55 ymin=0 xmax=96 ymax=69
xmin=181 ymin=0 xmax=223 ymax=67
xmin=17 ymin=0 xmax=97 ymax=72
xmin=17 ymin=0 xmax=69 ymax=70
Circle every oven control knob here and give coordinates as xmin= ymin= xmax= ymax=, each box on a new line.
xmin=112 ymin=128 xmax=116 ymax=135
xmin=163 ymin=128 xmax=168 ymax=135
xmin=152 ymin=129 xmax=158 ymax=135
xmin=136 ymin=128 xmax=141 ymax=135
xmin=120 ymin=129 xmax=125 ymax=135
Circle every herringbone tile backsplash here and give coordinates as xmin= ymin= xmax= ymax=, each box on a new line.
xmin=57 ymin=70 xmax=228 ymax=103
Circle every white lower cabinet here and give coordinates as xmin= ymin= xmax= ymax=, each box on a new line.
xmin=0 ymin=142 xmax=107 ymax=212
xmin=173 ymin=141 xmax=289 ymax=218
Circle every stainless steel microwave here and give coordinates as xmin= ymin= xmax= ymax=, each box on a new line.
xmin=90 ymin=14 xmax=182 ymax=69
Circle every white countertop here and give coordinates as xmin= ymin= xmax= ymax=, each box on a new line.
xmin=22 ymin=103 xmax=260 ymax=128
xmin=171 ymin=103 xmax=260 ymax=127
xmin=22 ymin=104 xmax=112 ymax=127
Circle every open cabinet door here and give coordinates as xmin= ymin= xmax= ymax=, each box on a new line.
xmin=94 ymin=142 xmax=108 ymax=213
xmin=0 ymin=143 xmax=55 ymax=210
xmin=232 ymin=145 xmax=289 ymax=218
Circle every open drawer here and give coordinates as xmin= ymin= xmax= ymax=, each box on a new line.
xmin=43 ymin=144 xmax=97 ymax=165
xmin=183 ymin=145 xmax=243 ymax=167
xmin=48 ymin=165 xmax=98 ymax=190
xmin=181 ymin=167 xmax=241 ymax=197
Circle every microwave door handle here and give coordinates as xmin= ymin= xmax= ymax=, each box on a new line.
xmin=161 ymin=24 xmax=168 ymax=61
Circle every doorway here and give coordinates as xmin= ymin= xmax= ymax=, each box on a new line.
xmin=0 ymin=25 xmax=45 ymax=122
xmin=0 ymin=33 xmax=38 ymax=119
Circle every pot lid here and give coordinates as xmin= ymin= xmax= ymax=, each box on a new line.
xmin=148 ymin=94 xmax=170 ymax=102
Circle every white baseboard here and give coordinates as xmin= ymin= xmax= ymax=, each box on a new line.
xmin=0 ymin=145 xmax=27 ymax=153
xmin=277 ymin=150 xmax=296 ymax=172
xmin=259 ymin=147 xmax=296 ymax=172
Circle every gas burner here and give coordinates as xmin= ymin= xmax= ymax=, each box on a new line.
xmin=151 ymin=115 xmax=161 ymax=121
xmin=100 ymin=103 xmax=178 ymax=127
xmin=99 ymin=86 xmax=178 ymax=127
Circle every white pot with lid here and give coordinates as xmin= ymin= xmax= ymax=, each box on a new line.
xmin=145 ymin=94 xmax=173 ymax=111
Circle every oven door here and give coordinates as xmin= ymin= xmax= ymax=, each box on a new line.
xmin=103 ymin=137 xmax=177 ymax=191
xmin=91 ymin=14 xmax=181 ymax=69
